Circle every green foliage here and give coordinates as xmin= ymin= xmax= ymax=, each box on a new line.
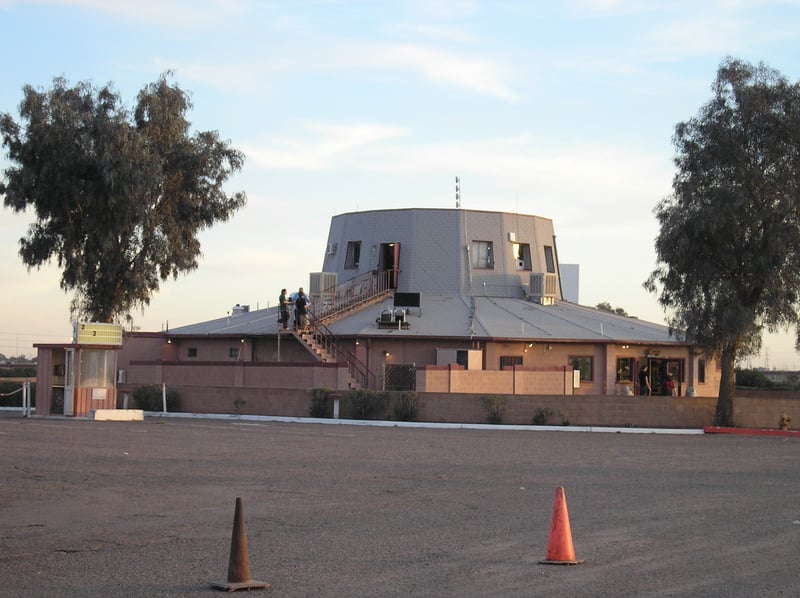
xmin=392 ymin=390 xmax=418 ymax=421
xmin=133 ymin=385 xmax=179 ymax=411
xmin=532 ymin=406 xmax=554 ymax=425
xmin=734 ymin=368 xmax=774 ymax=388
xmin=0 ymin=354 xmax=36 ymax=365
xmin=480 ymin=395 xmax=506 ymax=424
xmin=346 ymin=389 xmax=388 ymax=420
xmin=309 ymin=387 xmax=332 ymax=418
xmin=0 ymin=74 xmax=246 ymax=323
xmin=0 ymin=365 xmax=36 ymax=378
xmin=596 ymin=302 xmax=629 ymax=316
xmin=645 ymin=58 xmax=800 ymax=426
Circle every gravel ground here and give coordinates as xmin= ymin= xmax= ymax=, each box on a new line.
xmin=1 ymin=414 xmax=799 ymax=597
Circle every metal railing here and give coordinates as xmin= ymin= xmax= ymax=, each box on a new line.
xmin=0 ymin=381 xmax=34 ymax=416
xmin=304 ymin=313 xmax=377 ymax=389
xmin=301 ymin=269 xmax=397 ymax=389
xmin=311 ymin=269 xmax=395 ymax=323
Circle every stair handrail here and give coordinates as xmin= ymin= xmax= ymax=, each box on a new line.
xmin=312 ymin=269 xmax=395 ymax=323
xmin=305 ymin=310 xmax=377 ymax=389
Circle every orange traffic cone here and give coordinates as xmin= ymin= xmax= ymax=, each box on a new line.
xmin=209 ymin=497 xmax=270 ymax=591
xmin=539 ymin=486 xmax=584 ymax=565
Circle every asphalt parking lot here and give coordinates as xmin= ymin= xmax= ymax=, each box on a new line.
xmin=1 ymin=414 xmax=798 ymax=597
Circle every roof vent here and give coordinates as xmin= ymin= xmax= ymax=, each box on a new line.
xmin=530 ymin=273 xmax=558 ymax=305
xmin=231 ymin=304 xmax=250 ymax=316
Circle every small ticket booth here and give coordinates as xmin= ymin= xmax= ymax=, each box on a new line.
xmin=34 ymin=323 xmax=123 ymax=417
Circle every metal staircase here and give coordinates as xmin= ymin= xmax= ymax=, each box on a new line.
xmin=312 ymin=269 xmax=395 ymax=324
xmin=292 ymin=269 xmax=396 ymax=389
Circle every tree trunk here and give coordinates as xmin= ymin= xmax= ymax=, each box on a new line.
xmin=714 ymin=349 xmax=737 ymax=426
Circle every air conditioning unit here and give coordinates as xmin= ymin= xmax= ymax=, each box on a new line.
xmin=326 ymin=242 xmax=338 ymax=256
xmin=309 ymin=272 xmax=337 ymax=295
xmin=530 ymin=273 xmax=558 ymax=305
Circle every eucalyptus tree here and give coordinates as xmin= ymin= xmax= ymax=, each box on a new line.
xmin=0 ymin=74 xmax=246 ymax=324
xmin=646 ymin=58 xmax=800 ymax=426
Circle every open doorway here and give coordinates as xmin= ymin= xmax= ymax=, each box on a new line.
xmin=378 ymin=242 xmax=400 ymax=289
xmin=648 ymin=358 xmax=683 ymax=396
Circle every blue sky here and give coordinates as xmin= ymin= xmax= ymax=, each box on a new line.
xmin=2 ymin=0 xmax=800 ymax=367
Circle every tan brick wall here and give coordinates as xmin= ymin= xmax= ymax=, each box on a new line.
xmin=113 ymin=382 xmax=797 ymax=430
xmin=418 ymin=365 xmax=574 ymax=395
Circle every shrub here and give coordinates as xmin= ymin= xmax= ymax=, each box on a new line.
xmin=532 ymin=406 xmax=554 ymax=425
xmin=734 ymin=368 xmax=773 ymax=388
xmin=0 ymin=366 xmax=36 ymax=378
xmin=393 ymin=390 xmax=418 ymax=421
xmin=133 ymin=385 xmax=179 ymax=411
xmin=309 ymin=387 xmax=332 ymax=418
xmin=480 ymin=395 xmax=506 ymax=424
xmin=347 ymin=389 xmax=388 ymax=420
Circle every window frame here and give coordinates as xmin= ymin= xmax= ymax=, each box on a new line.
xmin=569 ymin=355 xmax=593 ymax=381
xmin=499 ymin=355 xmax=524 ymax=370
xmin=544 ymin=245 xmax=556 ymax=274
xmin=344 ymin=241 xmax=361 ymax=270
xmin=616 ymin=357 xmax=634 ymax=383
xmin=471 ymin=240 xmax=494 ymax=269
xmin=513 ymin=242 xmax=532 ymax=271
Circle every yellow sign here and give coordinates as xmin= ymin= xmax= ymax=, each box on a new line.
xmin=75 ymin=322 xmax=123 ymax=346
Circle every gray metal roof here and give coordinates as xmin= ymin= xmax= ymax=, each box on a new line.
xmin=168 ymin=294 xmax=679 ymax=345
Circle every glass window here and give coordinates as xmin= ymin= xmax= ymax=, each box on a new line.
xmin=569 ymin=356 xmax=593 ymax=381
xmin=79 ymin=349 xmax=115 ymax=388
xmin=616 ymin=357 xmax=634 ymax=382
xmin=500 ymin=355 xmax=524 ymax=370
xmin=187 ymin=347 xmax=198 ymax=358
xmin=471 ymin=241 xmax=494 ymax=269
xmin=698 ymin=359 xmax=706 ymax=383
xmin=544 ymin=245 xmax=556 ymax=273
xmin=229 ymin=347 xmax=241 ymax=359
xmin=513 ymin=243 xmax=532 ymax=271
xmin=344 ymin=241 xmax=361 ymax=269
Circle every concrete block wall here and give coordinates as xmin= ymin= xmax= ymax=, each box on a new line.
xmin=163 ymin=386 xmax=312 ymax=417
xmin=113 ymin=382 xmax=797 ymax=430
xmin=415 ymin=393 xmax=718 ymax=428
xmin=417 ymin=365 xmax=574 ymax=396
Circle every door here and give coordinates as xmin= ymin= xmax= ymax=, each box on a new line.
xmin=666 ymin=360 xmax=683 ymax=396
xmin=649 ymin=358 xmax=683 ymax=396
xmin=379 ymin=242 xmax=400 ymax=289
xmin=63 ymin=348 xmax=75 ymax=416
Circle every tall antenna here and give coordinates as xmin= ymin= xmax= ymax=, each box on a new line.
xmin=455 ymin=176 xmax=461 ymax=208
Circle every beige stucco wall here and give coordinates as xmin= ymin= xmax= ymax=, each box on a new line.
xmin=115 ymin=386 xmax=797 ymax=431
xmin=417 ymin=365 xmax=575 ymax=395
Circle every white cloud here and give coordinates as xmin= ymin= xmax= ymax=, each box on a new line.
xmin=382 ymin=43 xmax=522 ymax=100
xmin=644 ymin=16 xmax=749 ymax=59
xmin=244 ymin=122 xmax=410 ymax=170
xmin=3 ymin=0 xmax=247 ymax=28
xmin=390 ymin=23 xmax=475 ymax=43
